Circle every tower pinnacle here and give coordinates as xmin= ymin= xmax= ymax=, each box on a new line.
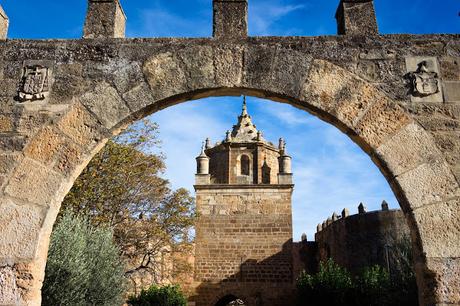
xmin=242 ymin=96 xmax=248 ymax=116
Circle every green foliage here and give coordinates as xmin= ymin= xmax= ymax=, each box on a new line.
xmin=296 ymin=253 xmax=418 ymax=306
xmin=355 ymin=265 xmax=390 ymax=306
xmin=61 ymin=119 xmax=196 ymax=283
xmin=296 ymin=259 xmax=353 ymax=306
xmin=42 ymin=210 xmax=125 ymax=306
xmin=127 ymin=284 xmax=187 ymax=306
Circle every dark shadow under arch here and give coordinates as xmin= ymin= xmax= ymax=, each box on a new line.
xmin=215 ymin=294 xmax=246 ymax=306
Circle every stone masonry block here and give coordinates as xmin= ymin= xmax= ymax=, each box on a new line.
xmin=270 ymin=49 xmax=312 ymax=98
xmin=213 ymin=0 xmax=248 ymax=39
xmin=443 ymin=81 xmax=460 ymax=102
xmin=416 ymin=257 xmax=460 ymax=305
xmin=0 ymin=199 xmax=46 ymax=261
xmin=56 ymin=103 xmax=108 ymax=147
xmin=0 ymin=5 xmax=8 ymax=40
xmin=80 ymin=81 xmax=130 ymax=129
xmin=354 ymin=98 xmax=411 ymax=150
xmin=0 ymin=266 xmax=19 ymax=305
xmin=336 ymin=0 xmax=378 ymax=35
xmin=413 ymin=199 xmax=460 ymax=258
xmin=177 ymin=46 xmax=215 ymax=91
xmin=214 ymin=46 xmax=244 ymax=88
xmin=24 ymin=127 xmax=65 ymax=165
xmin=143 ymin=52 xmax=187 ymax=101
xmin=439 ymin=56 xmax=460 ymax=81
xmin=122 ymin=82 xmax=156 ymax=115
xmin=83 ymin=0 xmax=126 ymax=39
xmin=5 ymin=158 xmax=64 ymax=206
xmin=376 ymin=123 xmax=442 ymax=176
xmin=395 ymin=161 xmax=459 ymax=210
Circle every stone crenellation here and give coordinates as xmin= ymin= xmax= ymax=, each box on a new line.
xmin=311 ymin=201 xmax=411 ymax=275
xmin=316 ymin=200 xmax=394 ymax=233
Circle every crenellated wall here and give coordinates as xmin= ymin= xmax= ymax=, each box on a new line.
xmin=314 ymin=203 xmax=411 ymax=274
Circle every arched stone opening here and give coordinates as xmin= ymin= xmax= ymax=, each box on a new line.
xmin=240 ymin=154 xmax=250 ymax=176
xmin=0 ymin=45 xmax=458 ymax=306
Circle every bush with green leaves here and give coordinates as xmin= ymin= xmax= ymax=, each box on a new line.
xmin=127 ymin=284 xmax=187 ymax=306
xmin=297 ymin=259 xmax=353 ymax=306
xmin=355 ymin=265 xmax=390 ymax=306
xmin=42 ymin=210 xmax=125 ymax=306
xmin=297 ymin=255 xmax=418 ymax=306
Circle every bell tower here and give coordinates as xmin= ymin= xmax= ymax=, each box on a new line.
xmin=192 ymin=97 xmax=295 ymax=306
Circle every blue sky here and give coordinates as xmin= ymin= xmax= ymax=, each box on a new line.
xmin=2 ymin=1 xmax=458 ymax=239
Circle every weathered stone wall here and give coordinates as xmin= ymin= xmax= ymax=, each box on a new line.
xmin=193 ymin=185 xmax=293 ymax=306
xmin=0 ymin=0 xmax=458 ymax=304
xmin=315 ymin=208 xmax=411 ymax=274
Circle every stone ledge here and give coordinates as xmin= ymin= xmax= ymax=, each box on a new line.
xmin=194 ymin=184 xmax=294 ymax=190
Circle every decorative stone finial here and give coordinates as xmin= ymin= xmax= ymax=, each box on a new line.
xmin=301 ymin=233 xmax=307 ymax=242
xmin=335 ymin=0 xmax=378 ymax=36
xmin=230 ymin=97 xmax=260 ymax=142
xmin=225 ymin=130 xmax=232 ymax=142
xmin=279 ymin=138 xmax=285 ymax=150
xmin=213 ymin=0 xmax=248 ymax=39
xmin=381 ymin=200 xmax=389 ymax=211
xmin=326 ymin=217 xmax=333 ymax=226
xmin=257 ymin=131 xmax=262 ymax=141
xmin=0 ymin=5 xmax=9 ymax=40
xmin=83 ymin=0 xmax=126 ymax=38
xmin=322 ymin=221 xmax=327 ymax=230
xmin=358 ymin=202 xmax=367 ymax=214
xmin=342 ymin=208 xmax=350 ymax=218
xmin=317 ymin=224 xmax=322 ymax=233
xmin=242 ymin=96 xmax=248 ymax=116
xmin=196 ymin=142 xmax=210 ymax=175
xmin=205 ymin=137 xmax=211 ymax=149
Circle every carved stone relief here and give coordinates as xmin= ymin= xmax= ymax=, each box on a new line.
xmin=405 ymin=57 xmax=443 ymax=103
xmin=409 ymin=61 xmax=439 ymax=97
xmin=17 ymin=61 xmax=53 ymax=102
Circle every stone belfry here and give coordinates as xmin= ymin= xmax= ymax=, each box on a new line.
xmin=192 ymin=98 xmax=295 ymax=306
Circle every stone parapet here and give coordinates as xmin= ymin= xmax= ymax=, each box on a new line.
xmin=0 ymin=5 xmax=8 ymax=39
xmin=213 ymin=0 xmax=248 ymax=39
xmin=336 ymin=0 xmax=378 ymax=35
xmin=83 ymin=0 xmax=126 ymax=38
xmin=315 ymin=204 xmax=410 ymax=274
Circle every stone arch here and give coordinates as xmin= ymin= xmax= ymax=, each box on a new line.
xmin=0 ymin=45 xmax=458 ymax=306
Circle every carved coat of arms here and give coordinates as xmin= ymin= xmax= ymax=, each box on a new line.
xmin=409 ymin=61 xmax=439 ymax=97
xmin=18 ymin=65 xmax=50 ymax=101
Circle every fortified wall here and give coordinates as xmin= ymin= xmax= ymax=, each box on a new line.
xmin=313 ymin=202 xmax=410 ymax=274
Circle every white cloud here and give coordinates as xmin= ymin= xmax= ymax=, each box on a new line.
xmin=249 ymin=1 xmax=307 ymax=35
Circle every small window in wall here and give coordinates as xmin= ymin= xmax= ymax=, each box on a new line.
xmin=241 ymin=155 xmax=250 ymax=176
xmin=262 ymin=162 xmax=271 ymax=184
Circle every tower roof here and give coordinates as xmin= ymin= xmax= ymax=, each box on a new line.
xmin=229 ymin=96 xmax=263 ymax=143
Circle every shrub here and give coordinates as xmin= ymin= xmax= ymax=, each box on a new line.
xmin=127 ymin=284 xmax=187 ymax=306
xmin=42 ymin=210 xmax=125 ymax=306
xmin=355 ymin=265 xmax=390 ymax=306
xmin=297 ymin=259 xmax=353 ymax=306
xmin=296 ymin=256 xmax=418 ymax=306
